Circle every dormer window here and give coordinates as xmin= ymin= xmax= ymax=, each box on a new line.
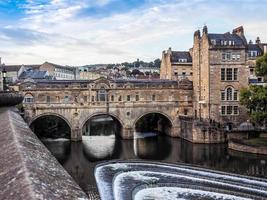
xmin=178 ymin=58 xmax=187 ymax=63
xmin=211 ymin=39 xmax=216 ymax=45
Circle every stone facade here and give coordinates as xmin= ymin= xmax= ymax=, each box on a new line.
xmin=160 ymin=48 xmax=193 ymax=81
xmin=40 ymin=62 xmax=77 ymax=80
xmin=21 ymin=77 xmax=193 ymax=141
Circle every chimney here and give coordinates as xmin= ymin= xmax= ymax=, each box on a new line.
xmin=194 ymin=30 xmax=200 ymax=38
xmin=232 ymin=26 xmax=244 ymax=36
xmin=167 ymin=47 xmax=172 ymax=55
xmin=203 ymin=25 xmax=208 ymax=35
xmin=256 ymin=37 xmax=261 ymax=44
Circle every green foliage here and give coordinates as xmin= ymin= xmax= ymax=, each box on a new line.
xmin=240 ymin=54 xmax=267 ymax=126
xmin=240 ymin=85 xmax=267 ymax=126
xmin=256 ymin=53 xmax=267 ymax=79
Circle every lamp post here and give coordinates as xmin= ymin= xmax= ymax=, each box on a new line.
xmin=2 ymin=66 xmax=7 ymax=91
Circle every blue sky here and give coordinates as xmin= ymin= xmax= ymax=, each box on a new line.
xmin=0 ymin=0 xmax=267 ymax=65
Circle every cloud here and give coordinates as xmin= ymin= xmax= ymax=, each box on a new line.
xmin=1 ymin=0 xmax=267 ymax=65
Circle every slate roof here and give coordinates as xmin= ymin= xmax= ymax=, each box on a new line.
xmin=247 ymin=44 xmax=263 ymax=53
xmin=19 ymin=70 xmax=51 ymax=80
xmin=170 ymin=51 xmax=192 ymax=63
xmin=208 ymin=33 xmax=245 ymax=46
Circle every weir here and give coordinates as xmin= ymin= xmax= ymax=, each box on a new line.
xmin=95 ymin=161 xmax=267 ymax=200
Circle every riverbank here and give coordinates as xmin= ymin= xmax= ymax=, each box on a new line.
xmin=0 ymin=107 xmax=88 ymax=200
xmin=229 ymin=137 xmax=267 ymax=155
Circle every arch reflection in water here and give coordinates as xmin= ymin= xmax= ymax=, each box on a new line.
xmin=134 ymin=133 xmax=172 ymax=160
xmin=82 ymin=135 xmax=117 ymax=161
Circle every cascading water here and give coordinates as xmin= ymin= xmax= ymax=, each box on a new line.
xmin=95 ymin=161 xmax=267 ymax=200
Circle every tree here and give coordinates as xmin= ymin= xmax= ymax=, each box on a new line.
xmin=154 ymin=59 xmax=161 ymax=68
xmin=240 ymin=53 xmax=267 ymax=127
xmin=256 ymin=53 xmax=267 ymax=80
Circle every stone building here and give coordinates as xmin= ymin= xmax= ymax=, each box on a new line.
xmin=40 ymin=62 xmax=78 ymax=80
xmin=161 ymin=25 xmax=266 ymax=129
xmin=160 ymin=48 xmax=193 ymax=81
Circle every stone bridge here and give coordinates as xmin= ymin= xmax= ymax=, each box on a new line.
xmin=20 ymin=77 xmax=193 ymax=141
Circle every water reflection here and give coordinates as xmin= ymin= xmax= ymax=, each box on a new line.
xmin=82 ymin=135 xmax=117 ymax=161
xmin=134 ymin=135 xmax=171 ymax=160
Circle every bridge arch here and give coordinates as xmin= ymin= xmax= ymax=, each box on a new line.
xmin=133 ymin=111 xmax=174 ymax=136
xmin=81 ymin=112 xmax=124 ymax=138
xmin=29 ymin=113 xmax=72 ymax=139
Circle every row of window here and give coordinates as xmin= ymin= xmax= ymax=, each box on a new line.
xmin=211 ymin=40 xmax=236 ymax=46
xmin=91 ymin=94 xmax=156 ymax=102
xmin=55 ymin=72 xmax=74 ymax=79
xmin=24 ymin=94 xmax=158 ymax=103
xmin=221 ymin=68 xmax=238 ymax=81
xmin=222 ymin=52 xmax=241 ymax=61
xmin=174 ymin=72 xmax=193 ymax=76
xmin=248 ymin=50 xmax=261 ymax=58
xmin=221 ymin=105 xmax=239 ymax=115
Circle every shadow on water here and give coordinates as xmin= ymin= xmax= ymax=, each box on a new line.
xmin=39 ymin=117 xmax=267 ymax=197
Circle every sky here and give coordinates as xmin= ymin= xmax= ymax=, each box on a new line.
xmin=0 ymin=0 xmax=266 ymax=65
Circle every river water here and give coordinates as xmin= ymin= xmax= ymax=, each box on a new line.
xmin=41 ymin=133 xmax=267 ymax=198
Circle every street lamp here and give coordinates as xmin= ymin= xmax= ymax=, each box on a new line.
xmin=2 ymin=66 xmax=7 ymax=91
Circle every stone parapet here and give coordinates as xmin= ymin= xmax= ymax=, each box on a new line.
xmin=0 ymin=107 xmax=88 ymax=200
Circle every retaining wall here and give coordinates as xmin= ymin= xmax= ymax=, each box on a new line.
xmin=0 ymin=107 xmax=89 ymax=200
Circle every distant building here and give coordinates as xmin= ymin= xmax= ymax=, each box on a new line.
xmin=40 ymin=62 xmax=77 ymax=80
xmin=160 ymin=49 xmax=193 ymax=80
xmin=0 ymin=64 xmax=41 ymax=85
xmin=79 ymin=71 xmax=105 ymax=80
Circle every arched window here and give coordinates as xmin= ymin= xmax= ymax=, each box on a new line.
xmin=221 ymin=86 xmax=238 ymax=101
xmin=24 ymin=94 xmax=34 ymax=103
xmin=226 ymin=87 xmax=233 ymax=101
xmin=97 ymin=87 xmax=107 ymax=101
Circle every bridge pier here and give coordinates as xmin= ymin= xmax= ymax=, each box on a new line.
xmin=71 ymin=128 xmax=82 ymax=141
xmin=163 ymin=125 xmax=181 ymax=137
xmin=121 ymin=127 xmax=134 ymax=139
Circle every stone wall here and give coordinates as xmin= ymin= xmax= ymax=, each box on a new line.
xmin=229 ymin=140 xmax=267 ymax=155
xmin=180 ymin=117 xmax=227 ymax=143
xmin=0 ymin=107 xmax=88 ymax=200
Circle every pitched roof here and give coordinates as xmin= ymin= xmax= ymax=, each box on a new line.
xmin=170 ymin=51 xmax=192 ymax=63
xmin=1 ymin=64 xmax=41 ymax=72
xmin=1 ymin=65 xmax=22 ymax=72
xmin=19 ymin=70 xmax=50 ymax=80
xmin=208 ymin=33 xmax=245 ymax=46
xmin=247 ymin=44 xmax=263 ymax=53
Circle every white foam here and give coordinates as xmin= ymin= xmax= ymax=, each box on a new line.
xmin=113 ymin=171 xmax=267 ymax=200
xmin=134 ymin=187 xmax=252 ymax=200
